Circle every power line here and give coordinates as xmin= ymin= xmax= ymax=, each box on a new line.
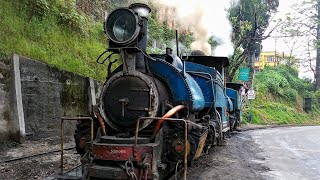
xmin=243 ymin=50 xmax=316 ymax=54
xmin=269 ymin=35 xmax=314 ymax=38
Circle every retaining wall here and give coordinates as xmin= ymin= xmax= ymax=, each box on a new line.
xmin=0 ymin=55 xmax=101 ymax=142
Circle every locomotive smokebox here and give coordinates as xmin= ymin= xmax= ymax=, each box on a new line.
xmin=101 ymin=4 xmax=170 ymax=132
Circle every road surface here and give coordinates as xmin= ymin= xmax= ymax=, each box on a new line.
xmin=188 ymin=126 xmax=320 ymax=180
xmin=251 ymin=126 xmax=320 ymax=180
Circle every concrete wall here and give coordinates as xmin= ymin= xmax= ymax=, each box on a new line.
xmin=0 ymin=55 xmax=101 ymax=142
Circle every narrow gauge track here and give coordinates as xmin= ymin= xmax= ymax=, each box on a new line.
xmin=0 ymin=147 xmax=75 ymax=164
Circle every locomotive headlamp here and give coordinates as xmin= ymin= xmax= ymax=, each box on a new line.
xmin=106 ymin=3 xmax=151 ymax=46
xmin=106 ymin=8 xmax=140 ymax=45
xmin=129 ymin=3 xmax=151 ymax=18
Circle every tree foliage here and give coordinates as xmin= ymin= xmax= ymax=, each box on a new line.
xmin=144 ymin=4 xmax=194 ymax=54
xmin=228 ymin=0 xmax=280 ymax=81
xmin=255 ymin=65 xmax=312 ymax=102
xmin=278 ymin=0 xmax=320 ymax=90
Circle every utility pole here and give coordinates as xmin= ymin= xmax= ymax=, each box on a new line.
xmin=274 ymin=38 xmax=277 ymax=67
xmin=316 ymin=0 xmax=320 ymax=89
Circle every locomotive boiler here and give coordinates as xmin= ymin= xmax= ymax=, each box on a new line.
xmin=73 ymin=3 xmax=242 ymax=180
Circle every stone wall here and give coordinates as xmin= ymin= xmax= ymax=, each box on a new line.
xmin=0 ymin=55 xmax=101 ymax=142
xmin=19 ymin=56 xmax=92 ymax=138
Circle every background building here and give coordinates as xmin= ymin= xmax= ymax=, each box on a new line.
xmin=254 ymin=51 xmax=291 ymax=70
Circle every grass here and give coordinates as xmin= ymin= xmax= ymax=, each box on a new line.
xmin=243 ymin=102 xmax=320 ymax=125
xmin=0 ymin=0 xmax=114 ymax=80
xmin=242 ymin=66 xmax=320 ymax=125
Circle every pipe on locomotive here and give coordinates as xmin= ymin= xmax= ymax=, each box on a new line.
xmin=151 ymin=105 xmax=185 ymax=139
xmin=130 ymin=3 xmax=150 ymax=72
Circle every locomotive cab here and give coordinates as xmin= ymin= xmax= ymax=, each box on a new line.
xmin=183 ymin=55 xmax=231 ymax=127
xmin=226 ymin=82 xmax=243 ymax=130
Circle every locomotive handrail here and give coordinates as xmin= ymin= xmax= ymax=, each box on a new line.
xmin=60 ymin=117 xmax=94 ymax=175
xmin=186 ymin=71 xmax=217 ymax=82
xmin=134 ymin=117 xmax=203 ymax=180
xmin=96 ymin=51 xmax=117 ymax=64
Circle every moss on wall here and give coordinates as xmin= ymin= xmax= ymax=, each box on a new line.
xmin=61 ymin=79 xmax=89 ymax=116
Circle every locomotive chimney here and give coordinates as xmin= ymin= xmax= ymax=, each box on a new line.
xmin=129 ymin=3 xmax=151 ymax=72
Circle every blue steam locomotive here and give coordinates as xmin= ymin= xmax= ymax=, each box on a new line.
xmin=74 ymin=3 xmax=243 ymax=180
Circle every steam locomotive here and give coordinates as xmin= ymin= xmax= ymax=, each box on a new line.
xmin=74 ymin=3 xmax=243 ymax=180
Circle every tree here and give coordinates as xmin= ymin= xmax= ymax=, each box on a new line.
xmin=316 ymin=0 xmax=320 ymax=89
xmin=228 ymin=0 xmax=280 ymax=82
xmin=279 ymin=0 xmax=320 ymax=89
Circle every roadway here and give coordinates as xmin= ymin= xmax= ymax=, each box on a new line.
xmin=188 ymin=126 xmax=320 ymax=180
xmin=251 ymin=126 xmax=320 ymax=180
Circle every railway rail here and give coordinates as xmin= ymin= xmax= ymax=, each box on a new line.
xmin=0 ymin=147 xmax=75 ymax=164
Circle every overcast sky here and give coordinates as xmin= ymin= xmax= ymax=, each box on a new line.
xmin=262 ymin=0 xmax=315 ymax=80
xmin=262 ymin=0 xmax=301 ymax=52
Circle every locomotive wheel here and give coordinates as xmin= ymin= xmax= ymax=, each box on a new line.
xmin=234 ymin=111 xmax=241 ymax=131
xmin=227 ymin=118 xmax=232 ymax=138
xmin=215 ymin=110 xmax=223 ymax=146
xmin=74 ymin=121 xmax=90 ymax=155
xmin=74 ymin=118 xmax=98 ymax=156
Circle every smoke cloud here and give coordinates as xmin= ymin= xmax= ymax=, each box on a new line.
xmin=151 ymin=0 xmax=238 ymax=56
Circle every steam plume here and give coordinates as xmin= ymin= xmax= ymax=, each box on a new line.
xmin=151 ymin=0 xmax=237 ymax=56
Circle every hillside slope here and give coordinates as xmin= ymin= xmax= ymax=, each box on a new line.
xmin=0 ymin=0 xmax=111 ymax=80
xmin=0 ymin=0 xmax=193 ymax=80
xmin=243 ymin=66 xmax=320 ymax=125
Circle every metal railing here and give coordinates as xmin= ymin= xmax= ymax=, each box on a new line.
xmin=60 ymin=117 xmax=94 ymax=175
xmin=134 ymin=117 xmax=203 ymax=180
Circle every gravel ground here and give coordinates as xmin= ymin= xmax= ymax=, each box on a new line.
xmin=0 ymin=136 xmax=80 ymax=180
xmin=187 ymin=131 xmax=270 ymax=180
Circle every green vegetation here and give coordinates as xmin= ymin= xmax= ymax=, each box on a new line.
xmin=0 ymin=0 xmax=111 ymax=80
xmin=0 ymin=0 xmax=196 ymax=80
xmin=242 ymin=65 xmax=320 ymax=125
xmin=146 ymin=5 xmax=194 ymax=54
xmin=228 ymin=0 xmax=279 ymax=81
